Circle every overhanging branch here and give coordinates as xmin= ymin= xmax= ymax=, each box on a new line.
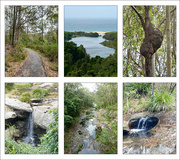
xmin=131 ymin=6 xmax=145 ymax=30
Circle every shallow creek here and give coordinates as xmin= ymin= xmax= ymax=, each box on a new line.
xmin=70 ymin=108 xmax=101 ymax=154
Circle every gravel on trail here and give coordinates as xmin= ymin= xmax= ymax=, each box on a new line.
xmin=16 ymin=48 xmax=46 ymax=77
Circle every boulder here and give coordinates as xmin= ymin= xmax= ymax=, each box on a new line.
xmin=38 ymin=83 xmax=54 ymax=89
xmin=5 ymin=110 xmax=17 ymax=126
xmin=33 ymin=105 xmax=54 ymax=129
xmin=5 ymin=98 xmax=32 ymax=112
xmin=5 ymin=111 xmax=17 ymax=120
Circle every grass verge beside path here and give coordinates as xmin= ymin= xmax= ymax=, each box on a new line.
xmin=5 ymin=44 xmax=28 ymax=77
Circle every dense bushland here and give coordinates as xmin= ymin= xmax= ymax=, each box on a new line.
xmin=64 ymin=83 xmax=94 ymax=129
xmin=95 ymin=83 xmax=117 ymax=154
xmin=123 ymin=83 xmax=176 ymax=113
xmin=64 ymin=41 xmax=117 ymax=77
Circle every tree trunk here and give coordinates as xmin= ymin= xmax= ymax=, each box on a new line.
xmin=144 ymin=7 xmax=153 ymax=77
xmin=132 ymin=6 xmax=163 ymax=77
xmin=152 ymin=54 xmax=155 ymax=76
xmin=9 ymin=8 xmax=13 ymax=42
xmin=145 ymin=53 xmax=153 ymax=77
xmin=41 ymin=7 xmax=44 ymax=42
xmin=12 ymin=6 xmax=17 ymax=46
xmin=151 ymin=83 xmax=155 ymax=107
xmin=15 ymin=6 xmax=21 ymax=41
xmin=126 ymin=49 xmax=130 ymax=77
xmin=172 ymin=12 xmax=176 ymax=61
xmin=166 ymin=6 xmax=172 ymax=77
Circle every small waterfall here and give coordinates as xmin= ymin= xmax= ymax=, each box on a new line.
xmin=24 ymin=112 xmax=34 ymax=145
xmin=131 ymin=117 xmax=148 ymax=133
xmin=137 ymin=117 xmax=148 ymax=129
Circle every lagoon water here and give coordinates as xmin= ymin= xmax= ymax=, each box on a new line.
xmin=65 ymin=18 xmax=117 ymax=58
xmin=69 ymin=35 xmax=115 ymax=58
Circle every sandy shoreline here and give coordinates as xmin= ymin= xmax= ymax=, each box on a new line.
xmin=92 ymin=31 xmax=106 ymax=34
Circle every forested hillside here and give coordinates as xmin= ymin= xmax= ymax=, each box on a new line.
xmin=5 ymin=6 xmax=58 ymax=76
xmin=64 ymin=32 xmax=117 ymax=77
xmin=123 ymin=6 xmax=176 ymax=77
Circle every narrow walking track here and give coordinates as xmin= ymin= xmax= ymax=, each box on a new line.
xmin=16 ymin=48 xmax=46 ymax=77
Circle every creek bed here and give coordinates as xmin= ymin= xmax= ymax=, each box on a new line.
xmin=70 ymin=108 xmax=102 ymax=154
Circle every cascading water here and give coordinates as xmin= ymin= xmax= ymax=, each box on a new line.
xmin=131 ymin=117 xmax=148 ymax=133
xmin=24 ymin=112 xmax=34 ymax=145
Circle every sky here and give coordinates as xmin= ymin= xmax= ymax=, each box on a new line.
xmin=64 ymin=6 xmax=117 ymax=19
xmin=81 ymin=83 xmax=97 ymax=92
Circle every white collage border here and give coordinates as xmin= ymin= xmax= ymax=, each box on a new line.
xmin=0 ymin=1 xmax=179 ymax=160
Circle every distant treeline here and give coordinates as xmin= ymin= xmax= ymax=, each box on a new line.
xmin=64 ymin=31 xmax=99 ymax=41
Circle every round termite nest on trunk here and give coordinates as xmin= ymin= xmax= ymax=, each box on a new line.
xmin=140 ymin=22 xmax=163 ymax=57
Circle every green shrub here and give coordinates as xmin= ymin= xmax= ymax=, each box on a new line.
xmin=64 ymin=99 xmax=78 ymax=118
xmin=19 ymin=92 xmax=31 ymax=103
xmin=5 ymin=83 xmax=14 ymax=93
xmin=5 ymin=61 xmax=10 ymax=71
xmin=97 ymin=122 xmax=117 ymax=154
xmin=40 ymin=108 xmax=58 ymax=154
xmin=147 ymin=90 xmax=175 ymax=112
xmin=31 ymin=88 xmax=47 ymax=98
xmin=5 ymin=125 xmax=17 ymax=140
xmin=124 ymin=83 xmax=151 ymax=96
xmin=64 ymin=115 xmax=74 ymax=129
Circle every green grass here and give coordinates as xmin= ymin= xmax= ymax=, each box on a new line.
xmin=147 ymin=90 xmax=175 ymax=112
xmin=5 ymin=140 xmax=42 ymax=154
xmin=14 ymin=83 xmax=32 ymax=89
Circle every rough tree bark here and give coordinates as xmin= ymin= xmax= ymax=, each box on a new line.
xmin=172 ymin=12 xmax=176 ymax=61
xmin=12 ymin=6 xmax=17 ymax=46
xmin=15 ymin=6 xmax=22 ymax=41
xmin=131 ymin=6 xmax=163 ymax=77
xmin=166 ymin=6 xmax=172 ymax=77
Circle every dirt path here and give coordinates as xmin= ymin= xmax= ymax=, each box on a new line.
xmin=16 ymin=48 xmax=46 ymax=77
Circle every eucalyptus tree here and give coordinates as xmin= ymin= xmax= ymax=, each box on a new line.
xmin=123 ymin=6 xmax=176 ymax=77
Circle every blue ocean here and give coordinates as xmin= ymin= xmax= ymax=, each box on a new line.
xmin=65 ymin=18 xmax=117 ymax=32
